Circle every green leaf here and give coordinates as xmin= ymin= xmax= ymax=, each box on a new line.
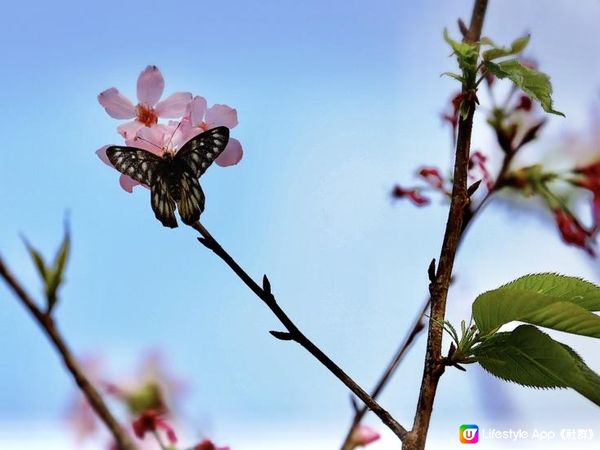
xmin=502 ymin=273 xmax=600 ymax=311
xmin=23 ymin=238 xmax=48 ymax=282
xmin=443 ymin=29 xmax=480 ymax=79
xmin=473 ymin=273 xmax=600 ymax=338
xmin=472 ymin=325 xmax=600 ymax=406
xmin=52 ymin=223 xmax=70 ymax=285
xmin=45 ymin=223 xmax=71 ymax=313
xmin=441 ymin=72 xmax=464 ymax=83
xmin=484 ymin=59 xmax=564 ymax=116
xmin=482 ymin=34 xmax=530 ymax=61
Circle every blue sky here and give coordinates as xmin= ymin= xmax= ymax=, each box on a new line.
xmin=1 ymin=0 xmax=600 ymax=448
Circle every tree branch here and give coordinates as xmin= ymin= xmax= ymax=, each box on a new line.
xmin=403 ymin=2 xmax=489 ymax=449
xmin=191 ymin=221 xmax=408 ymax=441
xmin=338 ymin=2 xmax=504 ymax=447
xmin=0 ymin=257 xmax=136 ymax=450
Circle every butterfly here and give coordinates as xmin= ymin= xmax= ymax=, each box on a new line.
xmin=106 ymin=126 xmax=230 ymax=228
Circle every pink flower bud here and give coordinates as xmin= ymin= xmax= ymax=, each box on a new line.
xmin=348 ymin=425 xmax=381 ymax=448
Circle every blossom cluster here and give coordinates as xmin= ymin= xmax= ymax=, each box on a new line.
xmin=96 ymin=65 xmax=243 ymax=192
xmin=67 ymin=351 xmax=230 ymax=450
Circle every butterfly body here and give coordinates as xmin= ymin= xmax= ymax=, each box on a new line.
xmin=106 ymin=126 xmax=229 ymax=228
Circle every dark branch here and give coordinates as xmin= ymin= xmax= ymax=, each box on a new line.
xmin=0 ymin=257 xmax=136 ymax=450
xmin=191 ymin=221 xmax=408 ymax=440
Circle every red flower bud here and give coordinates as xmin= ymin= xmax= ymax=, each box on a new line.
xmin=391 ymin=185 xmax=430 ymax=206
xmin=418 ymin=166 xmax=446 ymax=190
xmin=468 ymin=151 xmax=493 ymax=190
xmin=132 ymin=409 xmax=177 ymax=444
xmin=194 ymin=438 xmax=231 ymax=450
xmin=554 ymin=209 xmax=595 ymax=256
xmin=515 ymin=95 xmax=533 ymax=112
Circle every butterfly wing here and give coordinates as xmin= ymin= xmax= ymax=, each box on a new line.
xmin=106 ymin=146 xmax=163 ymax=186
xmin=175 ymin=127 xmax=230 ymax=178
xmin=150 ymin=167 xmax=178 ymax=228
xmin=175 ymin=164 xmax=206 ymax=225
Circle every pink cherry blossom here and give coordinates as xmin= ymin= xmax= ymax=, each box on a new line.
xmin=348 ymin=425 xmax=381 ymax=448
xmin=98 ymin=65 xmax=192 ymax=139
xmin=184 ymin=95 xmax=243 ymax=167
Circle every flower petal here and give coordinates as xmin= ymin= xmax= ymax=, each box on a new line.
xmin=135 ymin=125 xmax=172 ymax=154
xmin=96 ymin=145 xmax=113 ymax=167
xmin=119 ymin=174 xmax=140 ymax=193
xmin=190 ymin=96 xmax=207 ymax=126
xmin=98 ymin=88 xmax=136 ymax=119
xmin=118 ymin=121 xmax=145 ymax=140
xmin=206 ymin=104 xmax=238 ymax=129
xmin=155 ymin=92 xmax=192 ymax=118
xmin=178 ymin=117 xmax=197 ymax=143
xmin=156 ymin=419 xmax=177 ymax=444
xmin=215 ymin=138 xmax=243 ymax=167
xmin=137 ymin=65 xmax=165 ymax=106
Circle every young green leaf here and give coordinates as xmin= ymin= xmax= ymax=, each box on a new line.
xmin=23 ymin=238 xmax=48 ymax=283
xmin=484 ymin=59 xmax=564 ymax=116
xmin=441 ymin=72 xmax=465 ymax=83
xmin=443 ymin=29 xmax=480 ymax=78
xmin=31 ymin=222 xmax=70 ymax=313
xmin=482 ymin=35 xmax=530 ymax=61
xmin=45 ymin=224 xmax=71 ymax=313
xmin=473 ymin=273 xmax=600 ymax=338
xmin=53 ymin=223 xmax=70 ymax=285
xmin=472 ymin=325 xmax=600 ymax=406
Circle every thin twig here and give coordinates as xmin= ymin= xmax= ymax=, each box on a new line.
xmin=0 ymin=257 xmax=136 ymax=450
xmin=191 ymin=221 xmax=408 ymax=440
xmin=403 ymin=2 xmax=489 ymax=449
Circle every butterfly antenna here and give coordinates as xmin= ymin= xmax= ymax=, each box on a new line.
xmin=167 ymin=121 xmax=183 ymax=149
xmin=134 ymin=136 xmax=162 ymax=150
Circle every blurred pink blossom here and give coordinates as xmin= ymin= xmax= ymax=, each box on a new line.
xmin=98 ymin=65 xmax=192 ymax=140
xmin=469 ymin=150 xmax=493 ymax=190
xmin=132 ymin=409 xmax=177 ymax=444
xmin=65 ymin=354 xmax=105 ymax=444
xmin=391 ymin=185 xmax=430 ymax=206
xmin=348 ymin=424 xmax=381 ymax=448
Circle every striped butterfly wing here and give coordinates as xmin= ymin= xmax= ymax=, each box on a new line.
xmin=105 ymin=146 xmax=163 ymax=186
xmin=151 ymin=165 xmax=178 ymax=228
xmin=175 ymin=164 xmax=206 ymax=225
xmin=175 ymin=126 xmax=230 ymax=178
xmin=106 ymin=146 xmax=178 ymax=228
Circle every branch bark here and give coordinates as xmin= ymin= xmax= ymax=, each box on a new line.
xmin=403 ymin=2 xmax=489 ymax=449
xmin=0 ymin=257 xmax=136 ymax=450
xmin=191 ymin=221 xmax=408 ymax=441
xmin=339 ymin=3 xmax=497 ymax=448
